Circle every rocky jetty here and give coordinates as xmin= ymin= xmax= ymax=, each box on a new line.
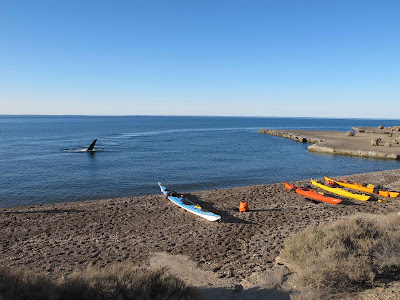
xmin=258 ymin=129 xmax=323 ymax=144
xmin=353 ymin=126 xmax=400 ymax=134
xmin=259 ymin=129 xmax=400 ymax=160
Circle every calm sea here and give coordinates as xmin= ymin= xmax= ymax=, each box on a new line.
xmin=1 ymin=116 xmax=400 ymax=207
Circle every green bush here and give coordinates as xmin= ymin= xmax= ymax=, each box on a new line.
xmin=0 ymin=263 xmax=199 ymax=300
xmin=280 ymin=213 xmax=400 ymax=297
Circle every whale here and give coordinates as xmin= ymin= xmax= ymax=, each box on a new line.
xmin=87 ymin=139 xmax=97 ymax=151
xmin=63 ymin=139 xmax=98 ymax=153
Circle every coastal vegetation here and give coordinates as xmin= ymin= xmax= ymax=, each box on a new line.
xmin=0 ymin=263 xmax=199 ymax=300
xmin=280 ymin=213 xmax=400 ymax=298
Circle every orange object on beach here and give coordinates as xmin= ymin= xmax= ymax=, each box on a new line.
xmin=326 ymin=179 xmax=336 ymax=186
xmin=239 ymin=201 xmax=249 ymax=212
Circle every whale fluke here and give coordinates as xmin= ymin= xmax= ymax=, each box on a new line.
xmin=87 ymin=139 xmax=97 ymax=151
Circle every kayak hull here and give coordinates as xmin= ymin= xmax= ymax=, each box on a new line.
xmin=311 ymin=179 xmax=370 ymax=201
xmin=158 ymin=182 xmax=221 ymax=222
xmin=325 ymin=176 xmax=399 ymax=198
xmin=285 ymin=183 xmax=342 ymax=204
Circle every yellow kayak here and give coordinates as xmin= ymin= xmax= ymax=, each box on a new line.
xmin=325 ymin=176 xmax=400 ymax=198
xmin=311 ymin=179 xmax=370 ymax=201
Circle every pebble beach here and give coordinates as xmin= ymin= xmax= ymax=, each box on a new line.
xmin=1 ymin=169 xmax=400 ymax=290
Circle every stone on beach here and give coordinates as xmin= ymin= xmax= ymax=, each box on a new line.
xmin=371 ymin=139 xmax=379 ymax=146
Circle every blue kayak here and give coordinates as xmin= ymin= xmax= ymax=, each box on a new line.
xmin=158 ymin=182 xmax=221 ymax=222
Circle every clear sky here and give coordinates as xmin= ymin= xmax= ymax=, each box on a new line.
xmin=1 ymin=0 xmax=399 ymax=118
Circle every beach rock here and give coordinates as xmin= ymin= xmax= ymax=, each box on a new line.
xmin=378 ymin=125 xmax=384 ymax=129
xmin=371 ymin=139 xmax=379 ymax=146
xmin=385 ymin=142 xmax=392 ymax=147
xmin=346 ymin=131 xmax=355 ymax=136
xmin=353 ymin=127 xmax=393 ymax=134
xmin=275 ymin=256 xmax=285 ymax=265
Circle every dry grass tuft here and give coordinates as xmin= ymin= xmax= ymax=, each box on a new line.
xmin=0 ymin=267 xmax=57 ymax=300
xmin=0 ymin=262 xmax=199 ymax=300
xmin=280 ymin=213 xmax=400 ymax=298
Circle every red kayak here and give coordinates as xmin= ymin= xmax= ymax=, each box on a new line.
xmin=285 ymin=183 xmax=342 ymax=204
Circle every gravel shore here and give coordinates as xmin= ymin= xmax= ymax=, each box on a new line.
xmin=1 ymin=169 xmax=400 ymax=287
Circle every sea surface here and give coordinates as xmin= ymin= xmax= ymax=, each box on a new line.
xmin=1 ymin=116 xmax=400 ymax=208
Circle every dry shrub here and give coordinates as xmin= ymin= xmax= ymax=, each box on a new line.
xmin=280 ymin=213 xmax=400 ymax=297
xmin=0 ymin=267 xmax=57 ymax=300
xmin=61 ymin=263 xmax=198 ymax=300
xmin=0 ymin=263 xmax=199 ymax=300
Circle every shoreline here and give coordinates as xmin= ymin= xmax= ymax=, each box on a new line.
xmin=1 ymin=169 xmax=400 ymax=285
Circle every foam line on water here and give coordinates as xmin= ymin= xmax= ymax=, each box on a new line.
xmin=111 ymin=127 xmax=260 ymax=139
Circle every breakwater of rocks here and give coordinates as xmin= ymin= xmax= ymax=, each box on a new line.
xmin=258 ymin=129 xmax=323 ymax=144
xmin=258 ymin=129 xmax=400 ymax=160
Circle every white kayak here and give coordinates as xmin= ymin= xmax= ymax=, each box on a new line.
xmin=158 ymin=182 xmax=221 ymax=222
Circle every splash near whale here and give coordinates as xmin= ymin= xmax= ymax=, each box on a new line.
xmin=63 ymin=139 xmax=99 ymax=153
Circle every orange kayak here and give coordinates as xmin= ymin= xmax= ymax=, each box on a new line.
xmin=325 ymin=176 xmax=400 ymax=198
xmin=285 ymin=183 xmax=342 ymax=204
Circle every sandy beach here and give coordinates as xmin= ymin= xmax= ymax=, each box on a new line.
xmin=1 ymin=168 xmax=400 ymax=298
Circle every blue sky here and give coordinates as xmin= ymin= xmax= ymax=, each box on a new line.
xmin=1 ymin=0 xmax=399 ymax=118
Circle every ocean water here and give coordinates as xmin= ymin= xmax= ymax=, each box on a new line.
xmin=1 ymin=115 xmax=400 ymax=208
